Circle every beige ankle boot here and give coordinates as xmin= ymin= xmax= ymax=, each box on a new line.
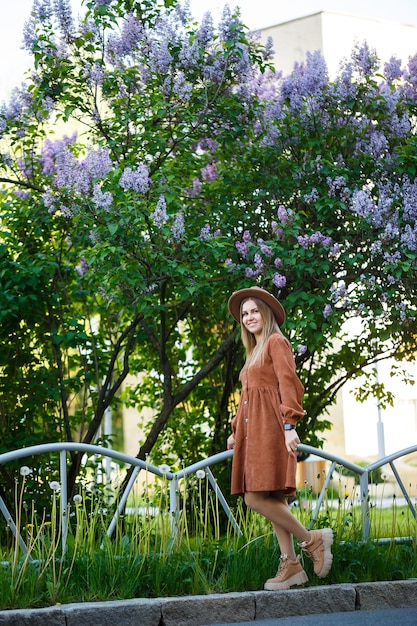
xmin=299 ymin=528 xmax=333 ymax=578
xmin=264 ymin=554 xmax=308 ymax=590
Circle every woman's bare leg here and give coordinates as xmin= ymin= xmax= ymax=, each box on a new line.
xmin=245 ymin=491 xmax=311 ymax=558
xmin=271 ymin=520 xmax=297 ymax=560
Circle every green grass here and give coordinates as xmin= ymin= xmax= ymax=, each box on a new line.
xmin=0 ymin=472 xmax=416 ymax=610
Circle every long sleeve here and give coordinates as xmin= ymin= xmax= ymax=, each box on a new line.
xmin=267 ymin=333 xmax=305 ymax=425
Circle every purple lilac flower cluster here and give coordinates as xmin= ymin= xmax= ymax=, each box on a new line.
xmin=258 ymin=240 xmax=273 ymax=257
xmin=323 ymin=304 xmax=333 ymax=319
xmin=199 ymin=224 xmax=221 ymax=240
xmin=52 ymin=146 xmax=113 ymax=196
xmin=401 ymin=54 xmax=417 ymax=103
xmin=280 ymin=50 xmax=328 ymax=111
xmin=119 ymin=165 xmax=151 ymax=194
xmin=329 ymin=281 xmax=349 ymax=309
xmin=303 ymin=188 xmax=320 ymax=204
xmin=201 ymin=163 xmax=218 ymax=182
xmin=218 ymin=5 xmax=243 ymax=44
xmin=185 ymin=178 xmax=202 ymax=199
xmin=23 ymin=0 xmax=75 ymax=60
xmin=251 ymin=54 xmax=329 ymax=145
xmin=297 ymin=231 xmax=332 ymax=249
xmin=22 ymin=0 xmax=53 ymax=50
xmin=277 ymin=205 xmax=292 ymax=223
xmin=38 ymin=138 xmax=114 ymax=215
xmin=197 ymin=12 xmax=214 ymax=46
xmin=400 ymin=178 xmax=417 ymax=251
xmin=92 ymin=185 xmax=113 ymax=211
xmin=171 ymin=210 xmax=185 ymax=241
xmin=234 ymin=226 xmax=288 ymax=288
xmin=350 ymin=178 xmax=417 ymax=256
xmin=272 ymin=273 xmax=286 ymax=288
xmin=84 ymin=62 xmax=105 ymax=88
xmin=327 ymin=176 xmax=348 ymax=199
xmin=105 ymin=4 xmax=255 ymax=98
xmin=106 ymin=14 xmax=145 ymax=60
xmin=384 ymin=56 xmax=403 ymax=83
xmin=149 ymin=195 xmax=186 ymax=242
xmin=351 ymin=41 xmax=379 ymax=77
xmin=54 ymin=0 xmax=74 ymax=39
xmin=151 ymin=195 xmax=168 ymax=228
xmin=75 ymin=256 xmax=89 ymax=277
xmin=0 ymin=84 xmax=39 ymax=135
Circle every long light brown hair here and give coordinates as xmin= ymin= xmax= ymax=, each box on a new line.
xmin=240 ymin=297 xmax=288 ymax=369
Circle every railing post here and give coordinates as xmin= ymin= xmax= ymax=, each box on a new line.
xmin=0 ymin=495 xmax=30 ymax=558
xmin=106 ymin=465 xmax=141 ymax=539
xmin=60 ymin=450 xmax=68 ymax=554
xmin=169 ymin=477 xmax=179 ymax=539
xmin=389 ymin=461 xmax=417 ymax=519
xmin=310 ymin=460 xmax=337 ymax=528
xmin=359 ymin=470 xmax=370 ymax=541
xmin=205 ymin=467 xmax=241 ymax=535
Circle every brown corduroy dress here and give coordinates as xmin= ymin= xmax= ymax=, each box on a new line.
xmin=231 ymin=333 xmax=305 ymax=497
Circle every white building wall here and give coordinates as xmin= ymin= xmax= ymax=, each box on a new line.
xmin=262 ymin=13 xmax=323 ymax=76
xmin=261 ymin=11 xmax=417 ymax=77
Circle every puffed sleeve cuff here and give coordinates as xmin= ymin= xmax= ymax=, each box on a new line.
xmin=280 ymin=404 xmax=305 ymax=425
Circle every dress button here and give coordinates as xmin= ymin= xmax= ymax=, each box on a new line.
xmin=244 ymin=400 xmax=248 ymax=405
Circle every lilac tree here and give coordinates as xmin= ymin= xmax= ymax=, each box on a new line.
xmin=0 ymin=0 xmax=272 ymax=496
xmin=0 ymin=0 xmax=416 ymax=502
xmin=223 ymin=45 xmax=417 ymax=424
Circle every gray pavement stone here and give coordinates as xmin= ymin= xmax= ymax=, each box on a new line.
xmin=253 ymin=584 xmax=356 ymax=619
xmin=161 ymin=592 xmax=255 ymax=626
xmin=355 ymin=579 xmax=417 ymax=610
xmin=0 ymin=607 xmax=66 ymax=626
xmin=63 ymin=598 xmax=162 ymax=626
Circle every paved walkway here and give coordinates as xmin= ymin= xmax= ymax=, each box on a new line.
xmin=207 ymin=607 xmax=417 ymax=625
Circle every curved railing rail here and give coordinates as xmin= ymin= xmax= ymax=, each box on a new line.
xmin=0 ymin=442 xmax=416 ymax=557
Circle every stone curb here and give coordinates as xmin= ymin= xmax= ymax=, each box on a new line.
xmin=0 ymin=579 xmax=416 ymax=625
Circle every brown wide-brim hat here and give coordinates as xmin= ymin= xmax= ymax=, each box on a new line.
xmin=228 ymin=286 xmax=286 ymax=327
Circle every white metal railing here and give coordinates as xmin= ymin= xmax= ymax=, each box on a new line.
xmin=0 ymin=442 xmax=416 ymax=556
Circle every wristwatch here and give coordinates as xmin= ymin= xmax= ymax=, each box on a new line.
xmin=283 ymin=423 xmax=295 ymax=431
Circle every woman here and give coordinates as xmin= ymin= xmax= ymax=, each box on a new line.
xmin=227 ymin=286 xmax=333 ymax=590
